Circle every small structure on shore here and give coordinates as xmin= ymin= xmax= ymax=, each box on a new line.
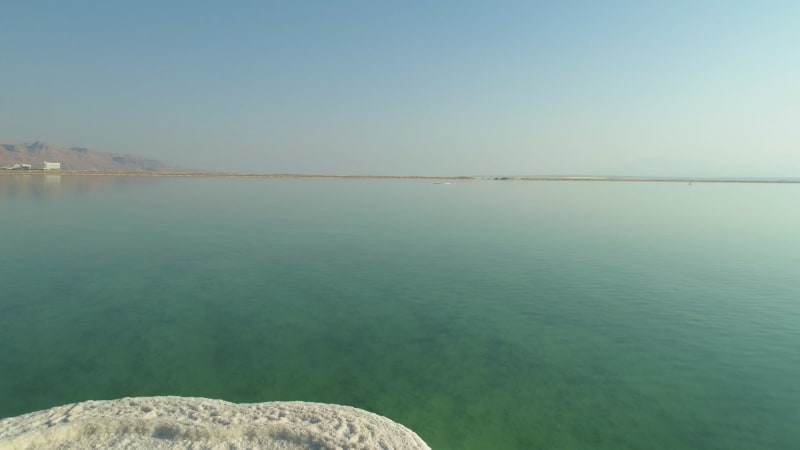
xmin=43 ymin=161 xmax=61 ymax=170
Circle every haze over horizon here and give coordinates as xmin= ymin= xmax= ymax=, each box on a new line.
xmin=2 ymin=1 xmax=798 ymax=176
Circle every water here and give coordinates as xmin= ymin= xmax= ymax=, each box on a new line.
xmin=1 ymin=175 xmax=799 ymax=449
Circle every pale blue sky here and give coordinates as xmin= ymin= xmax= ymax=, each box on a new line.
xmin=2 ymin=1 xmax=798 ymax=175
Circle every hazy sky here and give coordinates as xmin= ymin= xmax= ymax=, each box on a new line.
xmin=2 ymin=1 xmax=799 ymax=175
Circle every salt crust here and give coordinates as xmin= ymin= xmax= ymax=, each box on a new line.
xmin=0 ymin=396 xmax=431 ymax=450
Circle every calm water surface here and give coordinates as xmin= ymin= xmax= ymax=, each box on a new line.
xmin=1 ymin=175 xmax=799 ymax=449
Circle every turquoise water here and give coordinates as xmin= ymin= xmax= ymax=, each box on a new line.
xmin=1 ymin=175 xmax=799 ymax=449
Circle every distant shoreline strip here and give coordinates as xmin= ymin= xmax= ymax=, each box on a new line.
xmin=1 ymin=171 xmax=798 ymax=184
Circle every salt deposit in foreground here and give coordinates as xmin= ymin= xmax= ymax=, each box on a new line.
xmin=0 ymin=396 xmax=431 ymax=450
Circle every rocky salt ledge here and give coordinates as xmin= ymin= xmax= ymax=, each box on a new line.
xmin=0 ymin=396 xmax=431 ymax=450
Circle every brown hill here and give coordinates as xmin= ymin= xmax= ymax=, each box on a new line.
xmin=0 ymin=141 xmax=170 ymax=172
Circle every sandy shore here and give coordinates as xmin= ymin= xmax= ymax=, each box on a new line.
xmin=0 ymin=397 xmax=431 ymax=450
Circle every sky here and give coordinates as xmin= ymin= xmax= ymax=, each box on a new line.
xmin=2 ymin=1 xmax=799 ymax=176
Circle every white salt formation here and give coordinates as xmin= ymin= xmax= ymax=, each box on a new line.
xmin=0 ymin=396 xmax=431 ymax=450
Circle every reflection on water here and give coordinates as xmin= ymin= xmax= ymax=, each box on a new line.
xmin=0 ymin=175 xmax=160 ymax=201
xmin=44 ymin=175 xmax=62 ymax=188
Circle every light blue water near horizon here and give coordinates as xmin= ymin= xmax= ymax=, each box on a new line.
xmin=1 ymin=175 xmax=799 ymax=449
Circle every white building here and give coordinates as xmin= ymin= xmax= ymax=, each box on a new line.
xmin=43 ymin=161 xmax=61 ymax=170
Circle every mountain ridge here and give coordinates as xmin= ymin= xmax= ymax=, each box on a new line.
xmin=0 ymin=141 xmax=170 ymax=172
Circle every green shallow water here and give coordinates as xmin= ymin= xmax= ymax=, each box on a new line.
xmin=1 ymin=175 xmax=799 ymax=449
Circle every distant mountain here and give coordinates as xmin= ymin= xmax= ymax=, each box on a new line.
xmin=0 ymin=141 xmax=170 ymax=172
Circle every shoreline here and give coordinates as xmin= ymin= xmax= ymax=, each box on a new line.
xmin=1 ymin=171 xmax=798 ymax=184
